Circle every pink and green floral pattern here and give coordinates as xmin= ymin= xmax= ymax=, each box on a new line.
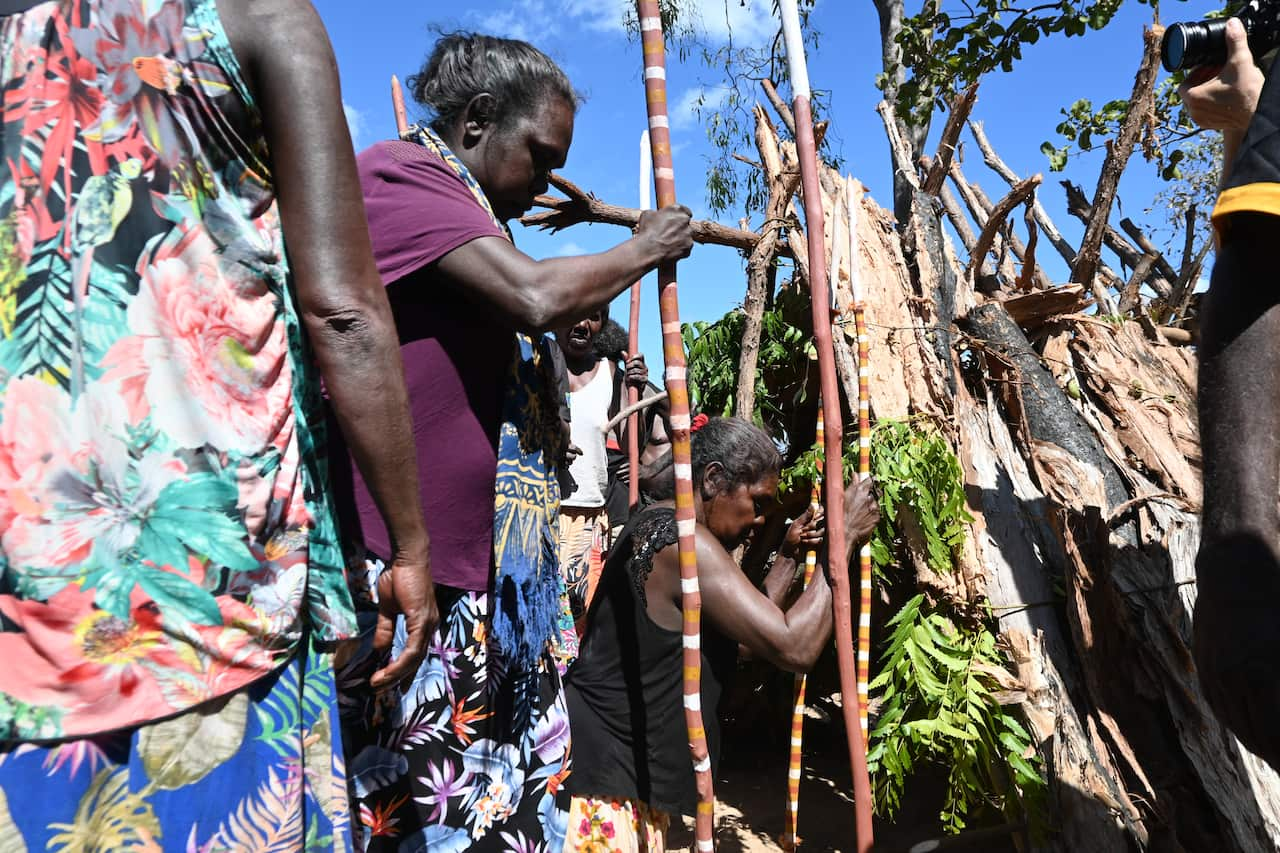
xmin=0 ymin=0 xmax=354 ymax=741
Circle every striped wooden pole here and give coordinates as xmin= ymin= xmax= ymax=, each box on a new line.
xmin=636 ymin=5 xmax=715 ymax=851
xmin=627 ymin=131 xmax=652 ymax=510
xmin=778 ymin=3 xmax=874 ymax=850
xmin=783 ymin=404 xmax=824 ymax=852
xmin=847 ymin=177 xmax=873 ymax=744
xmin=391 ymin=75 xmax=408 ymax=137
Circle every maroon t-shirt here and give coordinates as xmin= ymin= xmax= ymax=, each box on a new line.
xmin=333 ymin=140 xmax=511 ymax=592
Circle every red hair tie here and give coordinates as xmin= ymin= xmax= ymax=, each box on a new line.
xmin=690 ymin=413 xmax=709 ymax=433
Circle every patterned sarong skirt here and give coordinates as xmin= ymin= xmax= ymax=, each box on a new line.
xmin=0 ymin=637 xmax=351 ymax=851
xmin=337 ymin=560 xmax=572 ymax=851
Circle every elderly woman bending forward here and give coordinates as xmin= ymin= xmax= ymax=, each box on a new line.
xmin=563 ymin=417 xmax=879 ymax=851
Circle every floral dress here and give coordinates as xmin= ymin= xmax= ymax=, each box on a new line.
xmin=336 ymin=128 xmax=572 ymax=852
xmin=0 ymin=0 xmax=353 ymax=848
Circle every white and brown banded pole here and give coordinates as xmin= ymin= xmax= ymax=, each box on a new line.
xmin=636 ymin=3 xmax=715 ymax=850
xmin=778 ymin=1 xmax=874 ymax=849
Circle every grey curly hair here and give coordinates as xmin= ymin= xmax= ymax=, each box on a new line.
xmin=408 ymin=31 xmax=580 ymax=134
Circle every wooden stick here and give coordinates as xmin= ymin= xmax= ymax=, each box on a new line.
xmin=875 ymin=100 xmax=921 ymax=192
xmin=922 ymin=83 xmax=979 ymax=197
xmin=846 ymin=174 xmax=874 ymax=753
xmin=603 ymin=390 xmax=668 ymax=435
xmin=636 ymin=6 xmax=714 ymax=850
xmin=520 ymin=174 xmax=768 ymax=253
xmin=391 ymin=75 xmax=408 ymax=137
xmin=1169 ymin=238 xmax=1213 ymax=321
xmin=1118 ymin=253 xmax=1157 ymax=316
xmin=738 ymin=106 xmax=802 ymax=420
xmin=947 ymin=161 xmax=1020 ymax=286
xmin=968 ymin=119 xmax=1125 ymax=298
xmin=628 ymin=131 xmax=652 ymax=510
xmin=762 ymin=78 xmax=799 ymax=138
xmin=781 ymin=4 xmax=873 ymax=850
xmin=1156 ymin=325 xmax=1195 ymax=345
xmin=1016 ymin=198 xmax=1040 ymax=291
xmin=1120 ymin=217 xmax=1179 ymax=288
xmin=968 ymin=175 xmax=1041 ymax=280
xmin=1071 ymin=28 xmax=1161 ymax=291
xmin=1060 ymin=180 xmax=1169 ymax=300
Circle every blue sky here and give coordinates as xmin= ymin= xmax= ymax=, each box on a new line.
xmin=316 ymin=0 xmax=1217 ymax=361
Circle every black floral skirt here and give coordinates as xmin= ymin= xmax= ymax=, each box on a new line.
xmin=337 ymin=561 xmax=572 ymax=852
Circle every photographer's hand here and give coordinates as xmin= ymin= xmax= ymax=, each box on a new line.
xmin=1179 ymin=18 xmax=1264 ymax=184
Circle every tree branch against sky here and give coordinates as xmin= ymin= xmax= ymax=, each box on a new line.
xmin=317 ymin=0 xmax=1221 ymax=356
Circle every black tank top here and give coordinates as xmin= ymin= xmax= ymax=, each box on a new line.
xmin=565 ymin=506 xmax=738 ymax=816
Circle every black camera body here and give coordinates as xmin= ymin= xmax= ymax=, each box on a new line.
xmin=1162 ymin=0 xmax=1280 ymax=71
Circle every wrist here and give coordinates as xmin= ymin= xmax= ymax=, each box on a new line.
xmin=632 ymin=230 xmax=663 ymax=269
xmin=390 ymin=528 xmax=431 ymax=564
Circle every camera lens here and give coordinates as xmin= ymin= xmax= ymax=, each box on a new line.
xmin=1161 ymin=19 xmax=1230 ymax=71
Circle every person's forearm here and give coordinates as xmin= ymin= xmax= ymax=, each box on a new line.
xmin=763 ymin=547 xmax=801 ymax=606
xmin=518 ymin=236 xmax=662 ymax=332
xmin=778 ymin=572 xmax=835 ymax=671
xmin=308 ymin=302 xmax=429 ymax=561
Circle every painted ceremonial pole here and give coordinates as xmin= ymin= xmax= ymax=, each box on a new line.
xmin=778 ymin=2 xmax=874 ymax=849
xmin=627 ymin=132 xmax=653 ymax=510
xmin=848 ymin=177 xmax=873 ymax=744
xmin=636 ymin=4 xmax=715 ymax=850
xmin=782 ymin=403 xmax=824 ymax=851
xmin=391 ymin=75 xmax=408 ymax=136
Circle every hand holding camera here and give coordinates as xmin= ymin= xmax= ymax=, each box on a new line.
xmin=1176 ymin=18 xmax=1264 ymax=134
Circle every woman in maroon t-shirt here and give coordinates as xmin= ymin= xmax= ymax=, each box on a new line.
xmin=332 ymin=31 xmax=694 ymax=851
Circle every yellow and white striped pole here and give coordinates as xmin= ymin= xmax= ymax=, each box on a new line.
xmin=783 ymin=405 xmax=824 ymax=851
xmin=848 ymin=178 xmax=873 ymax=744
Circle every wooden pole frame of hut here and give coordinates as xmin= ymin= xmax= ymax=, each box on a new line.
xmin=779 ymin=2 xmax=875 ymax=849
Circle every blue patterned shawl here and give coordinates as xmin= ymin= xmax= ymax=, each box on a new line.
xmin=409 ymin=126 xmax=565 ymax=674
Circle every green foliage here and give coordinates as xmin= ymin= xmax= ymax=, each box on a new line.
xmin=681 ymin=285 xmax=815 ymax=447
xmin=867 ymin=595 xmax=1048 ymax=832
xmin=889 ymin=0 xmax=1128 ymax=128
xmin=1041 ymin=97 xmax=1131 ymax=172
xmin=777 ymin=435 xmax=858 ymax=498
xmin=868 ymin=418 xmax=972 ymax=577
xmin=861 ymin=419 xmax=1045 ymax=834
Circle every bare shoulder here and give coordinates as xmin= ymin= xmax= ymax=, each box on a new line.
xmin=215 ymin=0 xmax=333 ymax=93
xmin=692 ymin=522 xmax=734 ymax=571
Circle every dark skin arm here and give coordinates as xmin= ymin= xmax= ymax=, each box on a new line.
xmin=610 ymin=351 xmax=650 ymax=464
xmin=649 ymin=478 xmax=879 ymax=673
xmin=434 ymin=206 xmax=692 ymax=334
xmin=218 ymin=0 xmax=436 ymax=689
xmin=761 ymin=505 xmax=825 ymax=607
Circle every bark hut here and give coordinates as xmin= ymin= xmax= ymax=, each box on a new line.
xmin=515 ymin=27 xmax=1277 ymax=849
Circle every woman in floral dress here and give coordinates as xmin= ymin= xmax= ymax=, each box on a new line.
xmin=0 ymin=0 xmax=435 ymax=848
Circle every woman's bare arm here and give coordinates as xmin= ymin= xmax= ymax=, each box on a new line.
xmin=433 ymin=206 xmax=692 ymax=333
xmin=218 ymin=0 xmax=435 ymax=689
